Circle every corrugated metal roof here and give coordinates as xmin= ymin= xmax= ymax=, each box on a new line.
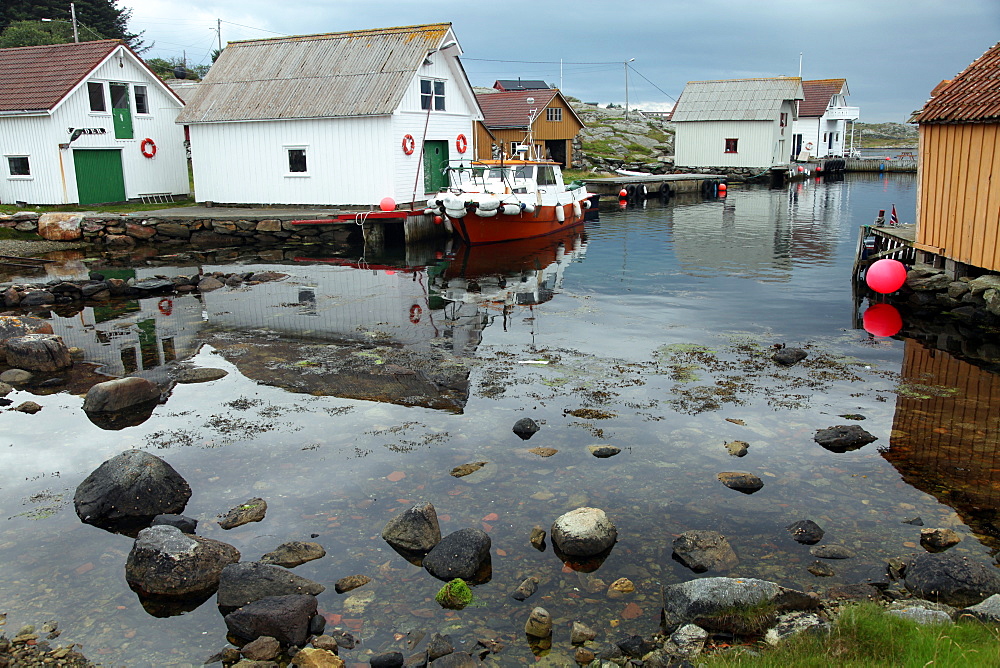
xmin=799 ymin=79 xmax=847 ymax=117
xmin=494 ymin=79 xmax=550 ymax=91
xmin=914 ymin=41 xmax=1000 ymax=123
xmin=0 ymin=40 xmax=120 ymax=112
xmin=476 ymin=89 xmax=559 ymax=128
xmin=671 ymin=77 xmax=804 ymax=122
xmin=177 ymin=23 xmax=453 ymax=123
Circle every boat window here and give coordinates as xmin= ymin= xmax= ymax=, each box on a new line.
xmin=487 ymin=168 xmax=508 ymax=179
xmin=513 ymin=165 xmax=534 ymax=180
xmin=537 ymin=166 xmax=557 ymax=185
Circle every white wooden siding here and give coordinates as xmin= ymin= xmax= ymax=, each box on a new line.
xmin=0 ymin=45 xmax=187 ymax=205
xmin=675 ymin=120 xmax=779 ymax=169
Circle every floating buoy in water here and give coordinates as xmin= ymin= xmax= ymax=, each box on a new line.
xmin=718 ymin=183 xmax=727 ymax=196
xmin=619 ymin=189 xmax=628 ymax=198
xmin=863 ymin=303 xmax=903 ymax=337
xmin=866 ymin=258 xmax=907 ymax=294
xmin=379 ymin=197 xmax=396 ymax=211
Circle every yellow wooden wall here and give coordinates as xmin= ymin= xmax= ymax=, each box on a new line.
xmin=473 ymin=95 xmax=583 ymax=164
xmin=916 ymin=122 xmax=1000 ymax=272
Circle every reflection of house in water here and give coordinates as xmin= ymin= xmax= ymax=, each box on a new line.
xmin=46 ymin=295 xmax=206 ymax=383
xmin=882 ymin=340 xmax=1000 ymax=550
xmin=666 ymin=185 xmax=842 ymax=279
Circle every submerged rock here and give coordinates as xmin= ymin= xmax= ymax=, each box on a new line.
xmin=334 ymin=574 xmax=371 ymax=594
xmin=224 ymin=594 xmax=317 ymax=646
xmin=261 ymin=541 xmax=326 ymax=568
xmin=551 ymin=507 xmax=617 ymax=557
xmin=787 ymin=519 xmax=825 ymax=545
xmin=218 ymin=497 xmax=267 ymax=529
xmin=382 ymin=502 xmax=442 ymax=554
xmin=724 ymin=440 xmax=749 ymax=457
xmin=450 ymin=461 xmax=487 ymax=477
xmin=920 ymin=528 xmax=961 ymax=552
xmin=772 ymin=348 xmax=808 ymax=366
xmin=717 ymin=471 xmax=763 ymax=494
xmin=513 ymin=417 xmax=540 ymax=439
xmin=810 ymin=545 xmax=856 ymax=560
xmin=125 ymin=525 xmax=240 ymax=599
xmin=588 ymin=445 xmax=621 ymax=458
xmin=74 ymin=450 xmax=191 ymax=533
xmin=814 ymin=425 xmax=877 ymax=453
xmin=423 ymin=528 xmax=491 ymax=582
xmin=511 ymin=576 xmax=538 ymax=602
xmin=903 ymin=552 xmax=1000 ymax=607
xmin=529 ymin=525 xmax=546 ymax=551
xmin=672 ymin=530 xmax=738 ymax=573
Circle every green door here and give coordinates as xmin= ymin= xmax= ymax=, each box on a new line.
xmin=74 ymin=149 xmax=126 ymax=204
xmin=110 ymin=83 xmax=133 ymax=139
xmin=423 ymin=140 xmax=449 ymax=193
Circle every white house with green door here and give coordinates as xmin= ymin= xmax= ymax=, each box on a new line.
xmin=0 ymin=40 xmax=188 ymax=206
xmin=176 ymin=23 xmax=482 ymax=207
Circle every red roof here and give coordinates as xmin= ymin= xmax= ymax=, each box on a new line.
xmin=476 ymin=89 xmax=559 ymax=128
xmin=0 ymin=40 xmax=121 ymax=112
xmin=914 ymin=41 xmax=1000 ymax=123
xmin=798 ymin=79 xmax=847 ymax=117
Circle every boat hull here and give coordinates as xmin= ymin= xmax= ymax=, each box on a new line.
xmin=449 ymin=201 xmax=590 ymax=245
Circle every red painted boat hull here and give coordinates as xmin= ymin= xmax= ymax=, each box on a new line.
xmin=449 ymin=202 xmax=586 ymax=245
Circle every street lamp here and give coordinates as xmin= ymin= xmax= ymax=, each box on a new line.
xmin=624 ymin=58 xmax=635 ymax=120
xmin=41 ymin=3 xmax=79 ymax=43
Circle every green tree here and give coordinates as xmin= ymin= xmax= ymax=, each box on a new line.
xmin=0 ymin=0 xmax=142 ymax=49
xmin=0 ymin=19 xmax=76 ymax=48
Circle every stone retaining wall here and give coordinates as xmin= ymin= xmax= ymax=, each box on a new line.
xmin=1 ymin=212 xmax=354 ymax=248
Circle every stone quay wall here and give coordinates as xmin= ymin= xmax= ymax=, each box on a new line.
xmin=0 ymin=212 xmax=354 ymax=249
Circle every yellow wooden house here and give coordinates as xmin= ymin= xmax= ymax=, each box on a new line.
xmin=912 ymin=41 xmax=1000 ymax=274
xmin=473 ymin=89 xmax=584 ymax=166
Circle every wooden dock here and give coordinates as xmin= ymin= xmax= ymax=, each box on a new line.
xmin=580 ymin=173 xmax=726 ymax=199
xmin=852 ymin=223 xmax=916 ymax=281
xmin=845 ymin=158 xmax=917 ymax=173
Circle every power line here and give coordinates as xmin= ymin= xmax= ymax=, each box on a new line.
xmin=463 ymin=57 xmax=619 ymax=65
xmin=627 ymin=63 xmax=677 ymax=103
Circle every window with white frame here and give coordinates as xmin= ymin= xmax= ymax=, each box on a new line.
xmin=286 ymin=147 xmax=308 ymax=175
xmin=134 ymin=85 xmax=149 ymax=114
xmin=421 ymin=79 xmax=445 ymax=111
xmin=546 ymin=107 xmax=562 ymax=122
xmin=87 ymin=82 xmax=106 ymax=112
xmin=7 ymin=156 xmax=30 ymax=177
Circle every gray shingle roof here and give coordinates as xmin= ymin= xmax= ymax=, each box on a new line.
xmin=177 ymin=23 xmax=454 ymax=123
xmin=671 ymin=78 xmax=804 ymax=122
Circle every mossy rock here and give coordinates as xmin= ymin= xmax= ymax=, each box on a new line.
xmin=435 ymin=578 xmax=473 ymax=610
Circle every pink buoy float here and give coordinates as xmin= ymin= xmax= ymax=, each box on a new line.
xmin=863 ymin=303 xmax=903 ymax=337
xmin=866 ymin=258 xmax=907 ymax=294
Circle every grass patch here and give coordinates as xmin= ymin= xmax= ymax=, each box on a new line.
xmin=703 ymin=603 xmax=1000 ymax=667
xmin=0 ymin=227 xmax=42 ymax=241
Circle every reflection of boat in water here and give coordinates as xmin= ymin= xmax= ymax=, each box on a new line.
xmin=425 ymin=159 xmax=597 ymax=245
xmin=440 ymin=226 xmax=587 ymax=280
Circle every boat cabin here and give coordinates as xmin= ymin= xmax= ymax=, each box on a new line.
xmin=447 ymin=160 xmax=567 ymax=196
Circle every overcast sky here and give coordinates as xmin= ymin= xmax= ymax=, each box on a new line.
xmin=122 ymin=0 xmax=999 ymax=123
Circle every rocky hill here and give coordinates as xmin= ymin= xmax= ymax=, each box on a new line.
xmin=852 ymin=121 xmax=919 ymax=148
xmin=569 ymin=100 xmax=675 ymax=174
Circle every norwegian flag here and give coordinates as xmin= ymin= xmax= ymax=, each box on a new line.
xmin=889 ymin=204 xmax=899 ymax=226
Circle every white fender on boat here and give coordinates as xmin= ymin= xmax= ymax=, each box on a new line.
xmin=583 ymin=199 xmax=591 ymax=209
xmin=555 ymin=204 xmax=565 ymax=222
xmin=522 ymin=202 xmax=536 ymax=214
xmin=475 ymin=208 xmax=498 ymax=218
xmin=445 ymin=207 xmax=467 ymax=219
xmin=501 ymin=204 xmax=522 ymax=216
xmin=478 ymin=196 xmax=501 ymax=212
xmin=572 ymin=201 xmax=582 ymax=218
xmin=423 ymin=208 xmax=435 ymax=215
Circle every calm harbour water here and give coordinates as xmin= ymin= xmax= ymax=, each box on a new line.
xmin=2 ymin=172 xmax=998 ymax=666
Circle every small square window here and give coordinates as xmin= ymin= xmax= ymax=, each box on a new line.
xmin=134 ymin=85 xmax=149 ymax=114
xmin=546 ymin=108 xmax=562 ymax=122
xmin=8 ymin=156 xmax=30 ymax=176
xmin=724 ymin=138 xmax=738 ymax=153
xmin=421 ymin=79 xmax=445 ymax=111
xmin=288 ymin=148 xmax=307 ymax=173
xmin=88 ymin=82 xmax=106 ymax=112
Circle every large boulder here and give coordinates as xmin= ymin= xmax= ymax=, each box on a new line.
xmin=672 ymin=530 xmax=738 ymax=573
xmin=83 ymin=376 xmax=162 ymax=413
xmin=422 ymin=528 xmax=491 ymax=582
xmin=551 ymin=507 xmax=617 ymax=557
xmin=74 ymin=450 xmax=191 ymax=533
xmin=0 ymin=316 xmax=53 ymax=358
xmin=382 ymin=502 xmax=442 ymax=554
xmin=37 ymin=212 xmax=83 ymax=241
xmin=224 ymin=594 xmax=318 ymax=646
xmin=903 ymin=552 xmax=1000 ymax=607
xmin=3 ymin=334 xmax=71 ymax=371
xmin=125 ymin=525 xmax=240 ymax=598
xmin=217 ymin=561 xmax=326 ymax=614
xmin=661 ymin=577 xmax=818 ymax=635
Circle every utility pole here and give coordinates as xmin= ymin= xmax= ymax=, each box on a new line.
xmin=217 ymin=18 xmax=222 ymax=52
xmin=70 ymin=2 xmax=79 ymax=43
xmin=798 ymin=52 xmax=802 ymax=78
xmin=624 ymin=58 xmax=634 ymax=120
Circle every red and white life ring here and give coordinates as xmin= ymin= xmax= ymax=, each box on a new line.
xmin=455 ymin=134 xmax=468 ymax=154
xmin=804 ymin=142 xmax=814 ymax=151
xmin=409 ymin=304 xmax=423 ymax=324
xmin=402 ymin=134 xmax=415 ymax=155
xmin=158 ymin=298 xmax=172 ymax=316
xmin=140 ymin=138 xmax=157 ymax=158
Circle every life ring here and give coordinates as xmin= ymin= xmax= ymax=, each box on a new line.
xmin=456 ymin=134 xmax=468 ymax=154
xmin=409 ymin=304 xmax=422 ymax=324
xmin=402 ymin=134 xmax=415 ymax=155
xmin=158 ymin=298 xmax=172 ymax=316
xmin=140 ymin=138 xmax=157 ymax=158
xmin=805 ymin=142 xmax=814 ymax=151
